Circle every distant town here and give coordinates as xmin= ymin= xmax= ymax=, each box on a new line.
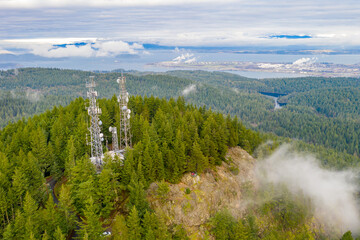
xmin=151 ymin=57 xmax=360 ymax=77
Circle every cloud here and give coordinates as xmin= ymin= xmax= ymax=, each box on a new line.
xmin=34 ymin=44 xmax=94 ymax=58
xmin=93 ymin=41 xmax=143 ymax=57
xmin=293 ymin=57 xmax=317 ymax=65
xmin=256 ymin=145 xmax=360 ymax=234
xmin=182 ymin=84 xmax=196 ymax=96
xmin=0 ymin=49 xmax=15 ymax=55
xmin=172 ymin=53 xmax=196 ymax=63
xmin=0 ymin=38 xmax=144 ymax=58
xmin=0 ymin=0 xmax=237 ymax=8
xmin=2 ymin=1 xmax=360 ymax=48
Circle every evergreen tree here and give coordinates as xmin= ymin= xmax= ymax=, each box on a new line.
xmin=111 ymin=215 xmax=129 ymax=240
xmin=127 ymin=206 xmax=142 ymax=240
xmin=65 ymin=136 xmax=76 ymax=176
xmin=78 ymin=197 xmax=104 ymax=240
xmin=41 ymin=196 xmax=59 ymax=238
xmin=58 ymin=184 xmax=76 ymax=234
xmin=30 ymin=127 xmax=49 ymax=172
xmin=41 ymin=230 xmax=50 ymax=240
xmin=189 ymin=141 xmax=207 ymax=173
xmin=97 ymin=168 xmax=115 ymax=218
xmin=23 ymin=192 xmax=40 ymax=239
xmin=54 ymin=226 xmax=66 ymax=240
xmin=128 ymin=172 xmax=149 ymax=217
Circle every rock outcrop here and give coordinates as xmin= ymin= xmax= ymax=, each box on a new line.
xmin=147 ymin=147 xmax=255 ymax=238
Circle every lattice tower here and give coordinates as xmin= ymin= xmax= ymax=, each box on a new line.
xmin=117 ymin=73 xmax=131 ymax=149
xmin=109 ymin=127 xmax=119 ymax=152
xmin=86 ymin=76 xmax=104 ymax=165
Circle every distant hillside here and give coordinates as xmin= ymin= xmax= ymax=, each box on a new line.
xmin=1 ymin=68 xmax=359 ymax=168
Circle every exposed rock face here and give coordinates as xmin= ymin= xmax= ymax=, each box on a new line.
xmin=147 ymin=147 xmax=255 ymax=238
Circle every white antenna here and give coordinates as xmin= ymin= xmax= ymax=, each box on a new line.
xmin=117 ymin=73 xmax=132 ymax=149
xmin=86 ymin=76 xmax=104 ymax=167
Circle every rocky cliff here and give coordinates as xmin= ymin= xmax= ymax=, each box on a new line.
xmin=147 ymin=147 xmax=255 ymax=239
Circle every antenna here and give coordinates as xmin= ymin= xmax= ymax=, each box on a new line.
xmin=117 ymin=73 xmax=132 ymax=150
xmin=109 ymin=126 xmax=119 ymax=152
xmin=86 ymin=76 xmax=104 ymax=167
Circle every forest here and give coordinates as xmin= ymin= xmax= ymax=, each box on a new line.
xmin=0 ymin=68 xmax=359 ymax=239
xmin=1 ymin=68 xmax=359 ymax=168
xmin=0 ymin=94 xmax=264 ymax=239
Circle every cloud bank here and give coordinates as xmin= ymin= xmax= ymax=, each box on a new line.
xmin=0 ymin=0 xmax=237 ymax=8
xmin=256 ymin=145 xmax=360 ymax=234
xmin=2 ymin=1 xmax=360 ymax=47
xmin=0 ymin=39 xmax=144 ymax=58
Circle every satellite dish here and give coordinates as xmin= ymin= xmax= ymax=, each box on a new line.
xmin=101 ymin=138 xmax=104 ymax=141
xmin=127 ymin=114 xmax=130 ymax=119
xmin=100 ymin=133 xmax=104 ymax=138
xmin=99 ymin=120 xmax=103 ymax=125
xmin=127 ymin=109 xmax=131 ymax=114
xmin=122 ymin=106 xmax=127 ymax=111
xmin=125 ymin=97 xmax=129 ymax=103
xmin=109 ymin=127 xmax=113 ymax=131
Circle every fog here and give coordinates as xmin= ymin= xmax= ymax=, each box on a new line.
xmin=182 ymin=84 xmax=196 ymax=96
xmin=256 ymin=145 xmax=360 ymax=234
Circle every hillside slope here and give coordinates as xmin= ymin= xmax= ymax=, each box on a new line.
xmin=147 ymin=147 xmax=256 ymax=238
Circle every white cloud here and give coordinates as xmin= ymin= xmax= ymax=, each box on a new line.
xmin=94 ymin=41 xmax=143 ymax=57
xmin=0 ymin=38 xmax=144 ymax=58
xmin=34 ymin=44 xmax=94 ymax=58
xmin=172 ymin=53 xmax=196 ymax=63
xmin=0 ymin=0 xmax=237 ymax=8
xmin=0 ymin=49 xmax=15 ymax=55
xmin=293 ymin=57 xmax=317 ymax=65
xmin=2 ymin=1 xmax=360 ymax=47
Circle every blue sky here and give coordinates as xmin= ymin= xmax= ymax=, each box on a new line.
xmin=1 ymin=0 xmax=360 ymax=58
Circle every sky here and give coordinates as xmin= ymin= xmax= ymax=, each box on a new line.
xmin=1 ymin=0 xmax=360 ymax=59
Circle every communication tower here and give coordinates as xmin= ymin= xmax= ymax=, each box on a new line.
xmin=86 ymin=76 xmax=104 ymax=166
xmin=117 ymin=73 xmax=132 ymax=150
xmin=109 ymin=126 xmax=119 ymax=152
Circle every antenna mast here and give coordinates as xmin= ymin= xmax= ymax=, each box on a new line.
xmin=109 ymin=127 xmax=119 ymax=152
xmin=86 ymin=76 xmax=104 ymax=166
xmin=117 ymin=73 xmax=131 ymax=150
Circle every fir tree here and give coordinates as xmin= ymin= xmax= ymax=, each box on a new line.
xmin=127 ymin=206 xmax=142 ymax=240
xmin=112 ymin=215 xmax=129 ymax=240
xmin=78 ymin=197 xmax=104 ymax=240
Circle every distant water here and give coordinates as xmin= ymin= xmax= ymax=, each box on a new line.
xmin=2 ymin=50 xmax=360 ymax=78
xmin=223 ymin=71 xmax=305 ymax=79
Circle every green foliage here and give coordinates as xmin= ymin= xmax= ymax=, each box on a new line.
xmin=341 ymin=231 xmax=354 ymax=240
xmin=111 ymin=215 xmax=129 ymax=240
xmin=2 ymin=69 xmax=355 ymax=239
xmin=78 ymin=197 xmax=105 ymax=240
xmin=157 ymin=180 xmax=170 ymax=202
xmin=211 ymin=210 xmax=237 ymax=240
xmin=127 ymin=206 xmax=142 ymax=240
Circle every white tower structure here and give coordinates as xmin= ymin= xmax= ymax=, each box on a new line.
xmin=86 ymin=76 xmax=104 ymax=166
xmin=109 ymin=126 xmax=119 ymax=152
xmin=117 ymin=73 xmax=132 ymax=150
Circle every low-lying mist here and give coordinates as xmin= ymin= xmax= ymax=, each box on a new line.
xmin=182 ymin=84 xmax=196 ymax=96
xmin=256 ymin=145 xmax=360 ymax=234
